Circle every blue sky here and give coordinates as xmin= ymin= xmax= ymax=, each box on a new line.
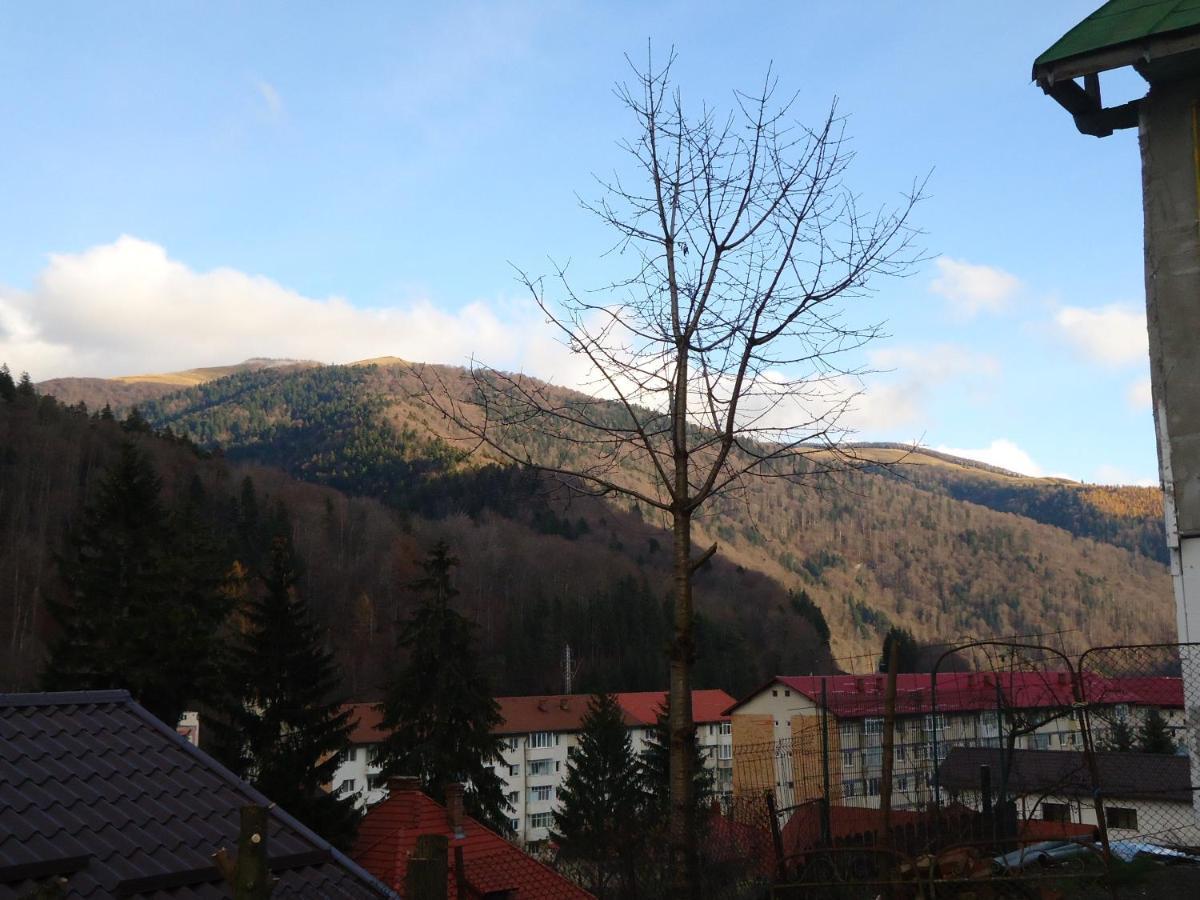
xmin=0 ymin=1 xmax=1158 ymax=483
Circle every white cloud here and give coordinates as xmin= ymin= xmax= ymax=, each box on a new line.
xmin=1126 ymin=375 xmax=1152 ymax=410
xmin=255 ymin=79 xmax=283 ymax=118
xmin=930 ymin=257 xmax=1020 ymax=318
xmin=1053 ymin=304 xmax=1147 ymax=366
xmin=934 ymin=439 xmax=1044 ymax=477
xmin=1093 ymin=463 xmax=1158 ymax=487
xmin=0 ymin=236 xmax=577 ymax=381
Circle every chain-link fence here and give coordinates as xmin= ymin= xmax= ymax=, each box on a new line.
xmin=719 ymin=641 xmax=1200 ymax=898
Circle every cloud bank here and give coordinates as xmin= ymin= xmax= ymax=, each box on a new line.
xmin=930 ymin=256 xmax=1020 ymax=318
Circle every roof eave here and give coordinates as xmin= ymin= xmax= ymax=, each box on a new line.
xmin=1034 ymin=27 xmax=1200 ymax=86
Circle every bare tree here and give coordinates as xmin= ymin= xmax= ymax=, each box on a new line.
xmin=417 ymin=51 xmax=922 ymax=896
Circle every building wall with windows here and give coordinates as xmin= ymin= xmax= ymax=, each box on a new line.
xmin=329 ymin=690 xmax=736 ymax=845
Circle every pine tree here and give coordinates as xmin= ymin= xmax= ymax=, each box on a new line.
xmin=1137 ymin=707 xmax=1176 ymax=754
xmin=42 ymin=442 xmax=229 ymax=728
xmin=224 ymin=534 xmax=358 ymax=847
xmin=376 ymin=541 xmax=509 ymax=830
xmin=553 ymin=693 xmax=645 ymax=899
xmin=0 ymin=363 xmax=15 ymax=402
xmin=1100 ymin=717 xmax=1136 ymax=752
xmin=15 ymin=371 xmax=35 ymax=403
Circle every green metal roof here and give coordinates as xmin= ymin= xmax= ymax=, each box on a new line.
xmin=1036 ymin=0 xmax=1200 ymax=68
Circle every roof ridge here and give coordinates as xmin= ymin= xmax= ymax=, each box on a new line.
xmin=0 ymin=689 xmax=132 ymax=708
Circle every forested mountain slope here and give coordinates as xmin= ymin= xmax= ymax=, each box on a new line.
xmin=50 ymin=358 xmax=1175 ymax=663
xmin=0 ymin=388 xmax=829 ymax=697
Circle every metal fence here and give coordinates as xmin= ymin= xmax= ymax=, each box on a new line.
xmin=721 ymin=641 xmax=1200 ymax=898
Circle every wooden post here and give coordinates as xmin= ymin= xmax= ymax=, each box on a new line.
xmin=214 ymin=805 xmax=274 ymax=899
xmin=406 ymin=833 xmax=448 ymax=900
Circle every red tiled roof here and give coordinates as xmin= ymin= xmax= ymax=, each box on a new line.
xmin=352 ymin=782 xmax=592 ymax=899
xmin=345 ymin=690 xmax=738 ymax=744
xmin=615 ymin=689 xmax=735 ymax=726
xmin=725 ymin=673 xmax=1183 ymax=719
xmin=346 ymin=702 xmax=388 ymax=745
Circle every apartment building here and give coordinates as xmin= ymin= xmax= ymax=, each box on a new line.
xmin=329 ymin=689 xmax=736 ymax=846
xmin=726 ymin=672 xmax=1185 ymax=813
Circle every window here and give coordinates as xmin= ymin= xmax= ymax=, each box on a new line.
xmin=896 ymin=775 xmax=908 ymax=792
xmin=718 ymin=744 xmax=732 ymax=760
xmin=508 ymin=818 xmax=520 ymax=833
xmin=339 ymin=747 xmax=359 ymax=765
xmin=567 ymin=745 xmax=577 ymax=757
xmin=337 ymin=779 xmax=356 ymax=795
xmin=896 ymin=745 xmax=906 ymax=760
xmin=1107 ymin=807 xmax=1138 ymax=830
xmin=864 ymin=717 xmax=883 ymax=735
xmin=509 ymin=764 xmax=520 ymax=777
xmin=529 ymin=758 xmax=554 ymax=777
xmin=784 ymin=689 xmax=791 ymax=697
xmin=529 ymin=732 xmax=557 ymax=749
xmin=506 ymin=791 xmax=519 ymax=805
xmin=865 ymin=747 xmax=882 ymax=768
xmin=1030 ymin=733 xmax=1051 ymax=751
xmin=772 ymin=690 xmax=778 ymax=697
xmin=367 ymin=774 xmax=386 ymax=790
xmin=980 ymin=713 xmax=999 ymax=738
xmin=912 ymin=744 xmax=928 ymax=761
xmin=924 ymin=714 xmax=946 ymax=733
xmin=506 ymin=737 xmax=520 ymax=751
xmin=866 ymin=777 xmax=880 ymax=796
xmin=708 ymin=724 xmax=715 ymax=736
xmin=842 ymin=779 xmax=858 ymax=798
xmin=842 ymin=750 xmax=857 ymax=769
xmin=719 ymin=722 xmax=731 ymax=735
xmin=1042 ymin=802 xmax=1071 ymax=823
xmin=530 ymin=785 xmax=554 ymax=803
xmin=839 ymin=722 xmax=857 ymax=744
xmin=528 ymin=812 xmax=554 ymax=830
xmin=1113 ymin=704 xmax=1130 ymax=722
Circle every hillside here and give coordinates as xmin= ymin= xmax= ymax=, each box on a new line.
xmin=0 ymin=388 xmax=830 ymax=697
xmin=48 ymin=358 xmax=1174 ymax=665
xmin=37 ymin=358 xmax=317 ymax=409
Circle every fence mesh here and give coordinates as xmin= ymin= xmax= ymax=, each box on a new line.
xmin=715 ymin=641 xmax=1200 ymax=898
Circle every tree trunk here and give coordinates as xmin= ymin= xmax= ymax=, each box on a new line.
xmin=669 ymin=506 xmax=696 ymax=898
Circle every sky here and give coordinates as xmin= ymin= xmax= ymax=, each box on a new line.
xmin=0 ymin=1 xmax=1160 ymax=484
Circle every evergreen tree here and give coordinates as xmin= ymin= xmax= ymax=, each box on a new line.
xmin=1100 ymin=717 xmax=1136 ymax=753
xmin=553 ymin=693 xmax=645 ymax=899
xmin=224 ymin=534 xmax=358 ymax=847
xmin=0 ymin=363 xmax=15 ymax=402
xmin=122 ymin=405 xmax=151 ymax=433
xmin=641 ymin=700 xmax=715 ymax=830
xmin=100 ymin=403 xmax=115 ymax=421
xmin=42 ymin=442 xmax=229 ymax=727
xmin=376 ymin=542 xmax=509 ymax=830
xmin=880 ymin=626 xmax=923 ymax=673
xmin=1137 ymin=707 xmax=1176 ymax=754
xmin=15 ymin=371 xmax=35 ymax=403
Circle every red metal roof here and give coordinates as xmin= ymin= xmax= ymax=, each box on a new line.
xmin=345 ymin=691 xmax=737 ymax=744
xmin=351 ymin=781 xmax=592 ymax=899
xmin=725 ymin=672 xmax=1183 ymax=719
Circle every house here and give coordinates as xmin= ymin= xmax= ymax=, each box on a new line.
xmin=0 ymin=690 xmax=396 ymax=899
xmin=331 ymin=689 xmax=736 ymax=846
xmin=724 ymin=672 xmax=1184 ymax=814
xmin=941 ymin=746 xmax=1200 ymax=846
xmin=352 ymin=777 xmax=592 ymax=899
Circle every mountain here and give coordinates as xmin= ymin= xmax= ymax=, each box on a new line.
xmin=35 ymin=358 xmax=1173 ymax=668
xmin=36 ymin=358 xmax=318 ymax=410
xmin=0 ymin=385 xmax=827 ymax=697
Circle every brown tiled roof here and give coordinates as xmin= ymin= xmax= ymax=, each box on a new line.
xmin=352 ymin=780 xmax=592 ymax=899
xmin=346 ymin=690 xmax=737 ymax=743
xmin=941 ymin=747 xmax=1192 ymax=804
xmin=0 ymin=691 xmax=396 ymax=899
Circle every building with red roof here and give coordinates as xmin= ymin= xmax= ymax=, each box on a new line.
xmin=724 ymin=671 xmax=1185 ymax=820
xmin=330 ymin=690 xmax=736 ymax=845
xmin=353 ymin=777 xmax=592 ymax=899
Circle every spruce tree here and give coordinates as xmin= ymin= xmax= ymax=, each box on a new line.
xmin=43 ymin=442 xmax=229 ymax=727
xmin=225 ymin=534 xmax=358 ymax=847
xmin=1137 ymin=707 xmax=1176 ymax=754
xmin=0 ymin=363 xmax=15 ymax=402
xmin=880 ymin=626 xmax=923 ymax=673
xmin=553 ymin=693 xmax=645 ymax=899
xmin=376 ymin=541 xmax=509 ymax=830
xmin=1100 ymin=717 xmax=1136 ymax=753
xmin=15 ymin=371 xmax=35 ymax=402
xmin=641 ymin=700 xmax=715 ymax=830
